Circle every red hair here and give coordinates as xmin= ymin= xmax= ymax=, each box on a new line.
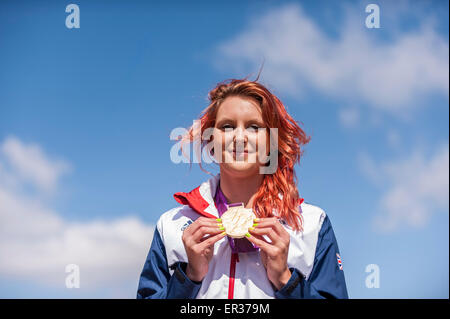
xmin=179 ymin=78 xmax=311 ymax=231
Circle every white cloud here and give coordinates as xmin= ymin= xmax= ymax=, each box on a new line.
xmin=213 ymin=3 xmax=449 ymax=115
xmin=1 ymin=136 xmax=71 ymax=194
xmin=358 ymin=143 xmax=449 ymax=232
xmin=0 ymin=136 xmax=154 ymax=297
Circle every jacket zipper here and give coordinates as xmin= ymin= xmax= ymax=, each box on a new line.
xmin=228 ymin=252 xmax=239 ymax=299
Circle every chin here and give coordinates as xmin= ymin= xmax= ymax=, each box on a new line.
xmin=220 ymin=162 xmax=261 ymax=178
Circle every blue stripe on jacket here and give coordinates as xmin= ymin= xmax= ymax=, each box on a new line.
xmin=137 ymin=228 xmax=201 ymax=299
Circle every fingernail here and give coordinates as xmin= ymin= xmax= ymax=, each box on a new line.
xmin=249 ymin=227 xmax=255 ymax=231
xmin=252 ymin=223 xmax=258 ymax=228
xmin=221 ymin=231 xmax=227 ymax=236
xmin=217 ymin=223 xmax=223 ymax=228
xmin=219 ymin=226 xmax=225 ymax=231
xmin=254 ymin=218 xmax=260 ymax=222
xmin=216 ymin=218 xmax=222 ymax=222
xmin=245 ymin=233 xmax=251 ymax=238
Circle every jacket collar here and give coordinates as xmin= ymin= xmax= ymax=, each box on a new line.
xmin=173 ymin=174 xmax=221 ymax=219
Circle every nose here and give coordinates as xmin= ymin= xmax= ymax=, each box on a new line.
xmin=233 ymin=127 xmax=247 ymax=150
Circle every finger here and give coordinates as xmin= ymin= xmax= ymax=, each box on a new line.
xmin=199 ymin=234 xmax=214 ymax=243
xmin=182 ymin=218 xmax=222 ymax=248
xmin=199 ymin=231 xmax=226 ymax=243
xmin=252 ymin=217 xmax=280 ymax=229
xmin=197 ymin=231 xmax=227 ymax=250
xmin=245 ymin=233 xmax=276 ymax=255
xmin=253 ymin=217 xmax=289 ymax=241
xmin=246 ymin=231 xmax=268 ymax=243
xmin=191 ymin=225 xmax=224 ymax=242
xmin=246 ymin=233 xmax=286 ymax=258
xmin=248 ymin=226 xmax=280 ymax=244
xmin=184 ymin=217 xmax=222 ymax=236
xmin=252 ymin=227 xmax=290 ymax=248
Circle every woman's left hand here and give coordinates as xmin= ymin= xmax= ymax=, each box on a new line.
xmin=246 ymin=217 xmax=292 ymax=290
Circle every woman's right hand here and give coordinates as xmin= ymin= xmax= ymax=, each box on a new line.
xmin=181 ymin=217 xmax=227 ymax=282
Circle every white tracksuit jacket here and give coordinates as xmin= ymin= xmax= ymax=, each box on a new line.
xmin=137 ymin=174 xmax=348 ymax=299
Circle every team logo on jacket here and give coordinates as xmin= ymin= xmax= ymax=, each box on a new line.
xmin=181 ymin=220 xmax=193 ymax=231
xmin=336 ymin=253 xmax=343 ymax=270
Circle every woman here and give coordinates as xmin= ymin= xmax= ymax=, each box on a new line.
xmin=137 ymin=78 xmax=348 ymax=299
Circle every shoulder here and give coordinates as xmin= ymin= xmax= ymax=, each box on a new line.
xmin=156 ymin=205 xmax=199 ymax=237
xmin=299 ymin=201 xmax=327 ymax=234
xmin=285 ymin=202 xmax=329 ymax=278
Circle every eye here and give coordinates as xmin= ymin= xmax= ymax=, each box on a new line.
xmin=247 ymin=124 xmax=260 ymax=132
xmin=221 ymin=124 xmax=234 ymax=131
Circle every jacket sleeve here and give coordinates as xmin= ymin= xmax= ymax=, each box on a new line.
xmin=137 ymin=227 xmax=202 ymax=299
xmin=275 ymin=215 xmax=349 ymax=299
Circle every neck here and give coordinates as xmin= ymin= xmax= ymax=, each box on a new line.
xmin=219 ymin=171 xmax=264 ymax=208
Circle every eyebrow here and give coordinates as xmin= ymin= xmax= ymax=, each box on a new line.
xmin=215 ymin=118 xmax=265 ymax=127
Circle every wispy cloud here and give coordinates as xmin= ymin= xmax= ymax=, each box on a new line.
xmin=0 ymin=136 xmax=154 ymax=297
xmin=358 ymin=143 xmax=449 ymax=232
xmin=213 ymin=3 xmax=449 ymax=116
xmin=1 ymin=136 xmax=71 ymax=194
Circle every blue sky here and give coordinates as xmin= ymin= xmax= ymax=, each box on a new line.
xmin=0 ymin=0 xmax=448 ymax=298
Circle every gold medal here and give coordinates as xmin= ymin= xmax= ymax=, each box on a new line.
xmin=221 ymin=204 xmax=256 ymax=238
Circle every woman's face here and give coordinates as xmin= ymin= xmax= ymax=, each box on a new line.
xmin=212 ymin=95 xmax=268 ymax=178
